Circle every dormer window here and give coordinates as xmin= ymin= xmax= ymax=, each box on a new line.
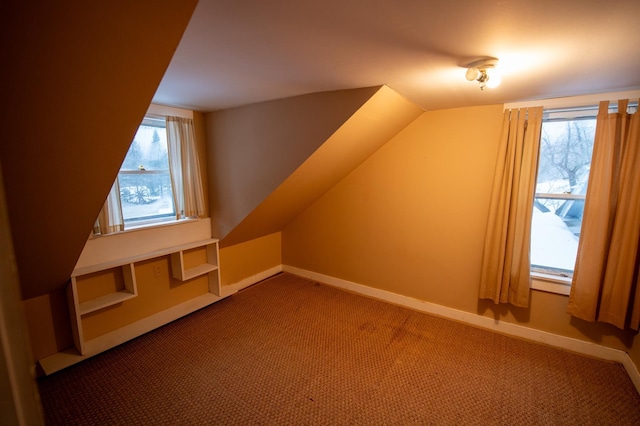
xmin=118 ymin=116 xmax=175 ymax=226
xmin=93 ymin=107 xmax=205 ymax=236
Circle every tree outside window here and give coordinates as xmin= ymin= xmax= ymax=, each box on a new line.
xmin=118 ymin=119 xmax=175 ymax=223
xmin=531 ymin=116 xmax=596 ymax=275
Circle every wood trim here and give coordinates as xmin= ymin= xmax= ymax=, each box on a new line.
xmin=147 ymin=103 xmax=194 ymax=119
xmin=504 ymin=90 xmax=640 ymax=111
xmin=0 ymin=163 xmax=43 ymax=424
xmin=221 ymin=265 xmax=283 ymax=297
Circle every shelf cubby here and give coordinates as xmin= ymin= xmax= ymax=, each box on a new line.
xmin=170 ymin=240 xmax=221 ymax=296
xmin=75 ymin=263 xmax=137 ymax=316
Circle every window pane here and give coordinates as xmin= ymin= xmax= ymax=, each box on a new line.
xmin=119 ymin=172 xmax=175 ymax=222
xmin=531 ymin=198 xmax=580 ymax=273
xmin=119 ymin=122 xmax=175 ymax=223
xmin=121 ymin=124 xmax=169 ymax=171
xmin=536 ymin=119 xmax=595 ymax=195
xmin=530 ymin=117 xmax=595 ymax=274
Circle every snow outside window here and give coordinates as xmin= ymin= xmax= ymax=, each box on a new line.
xmin=117 ymin=117 xmax=176 ymax=225
xmin=530 ymin=109 xmax=596 ymax=278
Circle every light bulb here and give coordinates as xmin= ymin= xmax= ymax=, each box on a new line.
xmin=465 ymin=67 xmax=480 ymax=81
xmin=485 ymin=67 xmax=502 ymax=88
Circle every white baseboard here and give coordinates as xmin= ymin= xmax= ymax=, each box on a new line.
xmin=622 ymin=354 xmax=640 ymax=393
xmin=221 ymin=265 xmax=283 ymax=297
xmin=282 ymin=265 xmax=640 ymax=393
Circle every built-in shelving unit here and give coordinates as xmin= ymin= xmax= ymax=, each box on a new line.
xmin=39 ymin=220 xmax=227 ymax=375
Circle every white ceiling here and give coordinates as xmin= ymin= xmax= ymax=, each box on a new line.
xmin=153 ymin=0 xmax=640 ymax=112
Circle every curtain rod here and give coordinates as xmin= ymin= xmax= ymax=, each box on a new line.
xmin=503 ymin=89 xmax=640 ymax=111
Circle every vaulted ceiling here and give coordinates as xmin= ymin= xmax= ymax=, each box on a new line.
xmin=154 ymin=0 xmax=640 ymax=112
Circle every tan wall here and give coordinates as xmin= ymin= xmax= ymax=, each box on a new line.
xmin=22 ymin=290 xmax=72 ymax=362
xmin=2 ymin=1 xmax=197 ymax=300
xmin=219 ymin=233 xmax=282 ymax=286
xmin=282 ymin=104 xmax=636 ymax=352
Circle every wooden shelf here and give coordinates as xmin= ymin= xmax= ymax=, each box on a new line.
xmin=170 ymin=241 xmax=220 ymax=296
xmin=72 ymin=263 xmax=137 ymax=317
xmin=78 ymin=290 xmax=137 ymax=316
xmin=65 ymin=238 xmax=221 ymax=360
xmin=182 ymin=263 xmax=218 ymax=281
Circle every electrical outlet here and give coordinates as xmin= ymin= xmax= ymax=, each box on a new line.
xmin=153 ymin=265 xmax=162 ymax=278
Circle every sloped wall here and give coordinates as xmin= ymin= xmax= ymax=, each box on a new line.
xmin=1 ymin=1 xmax=198 ymax=299
xmin=205 ymin=87 xmax=380 ymax=241
xmin=222 ymin=86 xmax=423 ymax=247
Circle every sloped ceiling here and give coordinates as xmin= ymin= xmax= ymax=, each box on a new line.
xmin=154 ymin=0 xmax=640 ymax=112
xmin=206 ymin=87 xmax=382 ymax=239
xmin=1 ymin=1 xmax=198 ymax=299
xmin=221 ymin=86 xmax=423 ymax=247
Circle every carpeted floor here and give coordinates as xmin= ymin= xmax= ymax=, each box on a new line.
xmin=38 ymin=273 xmax=640 ymax=425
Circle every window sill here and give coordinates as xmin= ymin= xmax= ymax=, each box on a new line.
xmin=75 ymin=218 xmax=213 ymax=273
xmin=531 ymin=271 xmax=571 ymax=296
xmin=90 ymin=217 xmax=198 ymax=239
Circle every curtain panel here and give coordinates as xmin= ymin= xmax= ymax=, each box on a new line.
xmin=568 ymin=100 xmax=640 ymax=330
xmin=166 ymin=116 xmax=206 ymax=220
xmin=479 ymin=107 xmax=543 ymax=307
xmin=93 ymin=179 xmax=124 ymax=235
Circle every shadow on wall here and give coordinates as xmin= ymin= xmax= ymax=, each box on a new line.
xmin=569 ymin=315 xmax=636 ymax=348
xmin=476 ymin=296 xmax=636 ymax=349
xmin=477 ymin=298 xmax=531 ymax=324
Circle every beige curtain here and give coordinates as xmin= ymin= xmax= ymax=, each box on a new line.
xmin=568 ymin=100 xmax=640 ymax=330
xmin=479 ymin=107 xmax=543 ymax=307
xmin=166 ymin=116 xmax=205 ymax=219
xmin=93 ymin=178 xmax=124 ymax=235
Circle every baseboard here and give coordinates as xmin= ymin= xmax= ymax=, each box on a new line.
xmin=282 ymin=265 xmax=640 ymax=393
xmin=221 ymin=265 xmax=283 ymax=297
xmin=622 ymin=354 xmax=640 ymax=393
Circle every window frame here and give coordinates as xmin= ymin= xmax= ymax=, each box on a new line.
xmin=92 ymin=104 xmax=196 ymax=237
xmin=117 ymin=170 xmax=176 ymax=227
xmin=530 ymin=107 xmax=598 ymax=294
xmin=531 ymin=110 xmax=597 ymax=279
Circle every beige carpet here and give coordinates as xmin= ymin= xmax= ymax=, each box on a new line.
xmin=38 ymin=273 xmax=640 ymax=425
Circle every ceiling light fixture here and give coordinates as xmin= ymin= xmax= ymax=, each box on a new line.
xmin=465 ymin=58 xmax=501 ymax=90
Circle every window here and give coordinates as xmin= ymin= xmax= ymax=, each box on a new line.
xmin=118 ymin=116 xmax=176 ymax=225
xmin=530 ymin=108 xmax=596 ymax=278
xmin=93 ymin=107 xmax=205 ymax=236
